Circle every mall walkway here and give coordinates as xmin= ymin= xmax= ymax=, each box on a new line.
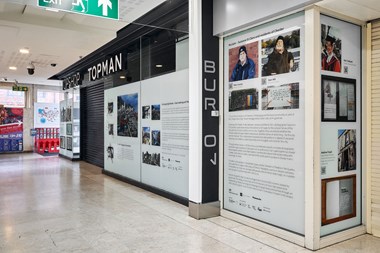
xmin=0 ymin=153 xmax=379 ymax=252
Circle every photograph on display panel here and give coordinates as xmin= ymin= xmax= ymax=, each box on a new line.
xmin=108 ymin=102 xmax=114 ymax=115
xmin=151 ymin=104 xmax=160 ymax=120
xmin=229 ymin=88 xmax=258 ymax=112
xmin=261 ymin=83 xmax=299 ymax=110
xmin=142 ymin=105 xmax=151 ymax=119
xmin=229 ymin=41 xmax=258 ymax=81
xmin=117 ymin=93 xmax=138 ymax=137
xmin=321 ymin=76 xmax=355 ymax=122
xmin=60 ymin=136 xmax=65 ymax=149
xmin=322 ymin=175 xmax=356 ymax=226
xmin=262 ymin=29 xmax=300 ymax=77
xmin=66 ymin=123 xmax=72 ymax=136
xmin=321 ymin=24 xmax=341 ymax=73
xmin=142 ymin=151 xmax=160 ymax=167
xmin=66 ymin=137 xmax=72 ymax=151
xmin=152 ymin=130 xmax=160 ymax=146
xmin=338 ymin=129 xmax=356 ymax=172
xmin=142 ymin=127 xmax=150 ymax=145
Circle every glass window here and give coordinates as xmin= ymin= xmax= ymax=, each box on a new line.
xmin=37 ymin=90 xmax=64 ymax=103
xmin=0 ymin=88 xmax=25 ymax=107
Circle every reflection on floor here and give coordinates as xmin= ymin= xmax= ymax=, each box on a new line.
xmin=0 ymin=153 xmax=379 ymax=252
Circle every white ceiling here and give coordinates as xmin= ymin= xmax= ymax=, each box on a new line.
xmin=0 ymin=0 xmax=165 ymax=86
xmin=0 ymin=0 xmax=380 ymax=87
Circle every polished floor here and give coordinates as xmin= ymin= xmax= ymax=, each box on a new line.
xmin=1 ymin=153 xmax=380 ymax=252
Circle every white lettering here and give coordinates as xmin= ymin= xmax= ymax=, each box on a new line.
xmin=204 ymin=98 xmax=216 ymax=110
xmin=97 ymin=63 xmax=102 ymax=79
xmin=91 ymin=66 xmax=97 ymax=81
xmin=115 ymin=53 xmax=122 ymax=71
xmin=204 ymin=60 xmax=215 ymax=73
xmin=204 ymin=135 xmax=217 ymax=147
xmin=204 ymin=78 xmax=216 ymax=91
xmin=210 ymin=153 xmax=217 ymax=165
xmin=102 ymin=61 xmax=108 ymax=76
xmin=109 ymin=58 xmax=114 ymax=73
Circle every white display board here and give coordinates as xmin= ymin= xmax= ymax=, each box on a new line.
xmin=34 ymin=103 xmax=60 ymax=128
xmin=104 ymin=82 xmax=141 ymax=181
xmin=104 ymin=69 xmax=189 ymax=198
xmin=223 ymin=13 xmax=305 ymax=234
xmin=320 ymin=15 xmax=362 ymax=236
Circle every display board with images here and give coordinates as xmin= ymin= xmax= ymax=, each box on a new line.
xmin=34 ymin=103 xmax=60 ymax=128
xmin=320 ymin=15 xmax=362 ymax=236
xmin=224 ymin=13 xmax=305 ymax=234
xmin=104 ymin=70 xmax=189 ymax=199
xmin=0 ymin=107 xmax=23 ymax=152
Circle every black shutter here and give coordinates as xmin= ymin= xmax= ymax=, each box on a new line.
xmin=80 ymin=84 xmax=104 ymax=168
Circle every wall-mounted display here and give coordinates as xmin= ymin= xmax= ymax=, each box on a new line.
xmin=320 ymin=14 xmax=361 ymax=236
xmin=224 ymin=13 xmax=305 ymax=234
xmin=322 ymin=175 xmax=356 ymax=225
xmin=322 ymin=76 xmax=356 ymax=122
xmin=0 ymin=107 xmax=23 ymax=152
xmin=34 ymin=103 xmax=60 ymax=128
xmin=117 ymin=93 xmax=138 ymax=137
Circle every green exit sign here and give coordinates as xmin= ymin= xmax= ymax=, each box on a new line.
xmin=13 ymin=86 xmax=28 ymax=92
xmin=38 ymin=0 xmax=119 ymax=20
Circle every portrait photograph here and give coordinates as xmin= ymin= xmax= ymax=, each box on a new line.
xmin=142 ymin=105 xmax=151 ymax=119
xmin=228 ymin=41 xmax=259 ymax=82
xmin=321 ymin=24 xmax=341 ymax=73
xmin=261 ymin=29 xmax=300 ymax=77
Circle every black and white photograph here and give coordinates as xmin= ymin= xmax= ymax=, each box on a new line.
xmin=142 ymin=105 xmax=151 ymax=119
xmin=261 ymin=29 xmax=300 ymax=77
xmin=142 ymin=151 xmax=160 ymax=167
xmin=151 ymin=104 xmax=160 ymax=120
xmin=322 ymin=76 xmax=356 ymax=122
xmin=142 ymin=127 xmax=150 ymax=145
xmin=229 ymin=88 xmax=258 ymax=112
xmin=108 ymin=102 xmax=114 ymax=114
xmin=322 ymin=175 xmax=356 ymax=225
xmin=117 ymin=93 xmax=138 ymax=137
xmin=338 ymin=129 xmax=356 ymax=172
xmin=262 ymin=83 xmax=299 ymax=110
xmin=152 ymin=130 xmax=160 ymax=146
xmin=108 ymin=124 xmax=114 ymax=136
xmin=66 ymin=137 xmax=72 ymax=151
xmin=107 ymin=144 xmax=114 ymax=162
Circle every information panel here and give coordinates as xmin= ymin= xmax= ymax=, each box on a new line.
xmin=223 ymin=13 xmax=305 ymax=234
xmin=320 ymin=15 xmax=362 ymax=236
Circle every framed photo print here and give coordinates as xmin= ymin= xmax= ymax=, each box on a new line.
xmin=60 ymin=136 xmax=65 ymax=149
xmin=66 ymin=123 xmax=73 ymax=135
xmin=66 ymin=137 xmax=72 ymax=151
xmin=321 ymin=175 xmax=356 ymax=226
xmin=321 ymin=75 xmax=356 ymax=122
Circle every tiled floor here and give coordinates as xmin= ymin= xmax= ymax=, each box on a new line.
xmin=0 ymin=153 xmax=380 ymax=252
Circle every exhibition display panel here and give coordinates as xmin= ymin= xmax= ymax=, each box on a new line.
xmin=104 ymin=69 xmax=189 ymax=199
xmin=221 ymin=8 xmax=364 ymax=248
xmin=224 ymin=13 xmax=306 ymax=235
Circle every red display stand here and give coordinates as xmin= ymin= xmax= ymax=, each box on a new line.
xmin=34 ymin=128 xmax=60 ymax=154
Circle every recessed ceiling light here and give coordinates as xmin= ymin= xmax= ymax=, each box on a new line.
xmin=9 ymin=66 xmax=17 ymax=70
xmin=156 ymin=64 xmax=163 ymax=68
xmin=19 ymin=48 xmax=29 ymax=54
xmin=120 ymin=75 xmax=126 ymax=79
xmin=45 ymin=8 xmax=59 ymax=12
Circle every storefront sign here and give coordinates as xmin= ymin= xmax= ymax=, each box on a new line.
xmin=38 ymin=0 xmax=119 ymax=20
xmin=202 ymin=0 xmax=219 ymax=203
xmin=87 ymin=53 xmax=123 ymax=81
xmin=63 ymin=72 xmax=82 ymax=90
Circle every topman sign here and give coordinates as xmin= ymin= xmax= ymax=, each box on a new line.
xmin=88 ymin=53 xmax=123 ymax=81
xmin=38 ymin=0 xmax=119 ymax=20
